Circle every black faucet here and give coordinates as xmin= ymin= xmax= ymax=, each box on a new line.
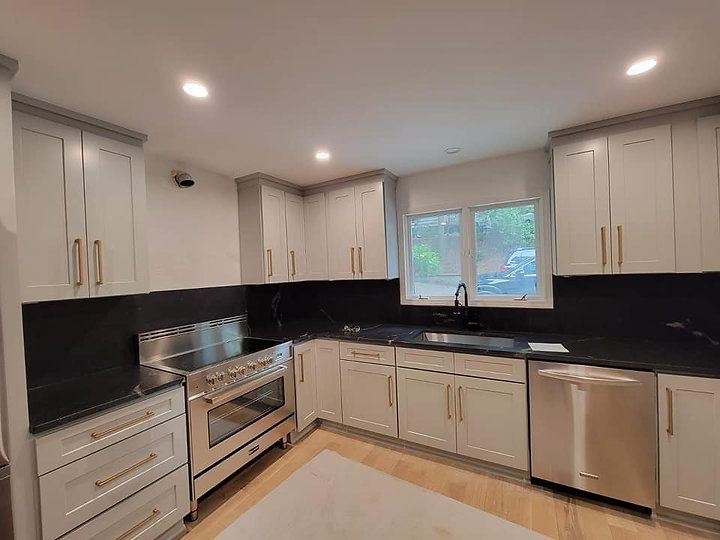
xmin=453 ymin=282 xmax=469 ymax=327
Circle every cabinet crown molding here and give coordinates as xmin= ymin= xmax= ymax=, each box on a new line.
xmin=0 ymin=52 xmax=18 ymax=77
xmin=235 ymin=168 xmax=399 ymax=196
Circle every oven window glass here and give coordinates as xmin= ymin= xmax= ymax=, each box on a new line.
xmin=208 ymin=378 xmax=285 ymax=447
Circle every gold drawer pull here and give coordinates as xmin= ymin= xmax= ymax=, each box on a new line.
xmin=350 ymin=247 xmax=356 ymax=274
xmin=95 ymin=453 xmax=157 ymax=487
xmin=600 ymin=226 xmax=607 ymax=266
xmin=94 ymin=239 xmax=105 ymax=285
xmin=458 ymin=386 xmax=464 ymax=422
xmin=446 ymin=384 xmax=452 ymax=419
xmin=358 ymin=246 xmax=363 ymax=274
xmin=91 ymin=410 xmax=156 ymax=439
xmin=666 ymin=387 xmax=674 ymax=436
xmin=290 ymin=250 xmax=296 ymax=276
xmin=266 ymin=249 xmax=273 ymax=277
xmin=115 ymin=508 xmax=161 ymax=540
xmin=351 ymin=351 xmax=381 ymax=358
xmin=75 ymin=238 xmax=85 ymax=285
xmin=388 ymin=375 xmax=393 ymax=407
xmin=617 ymin=224 xmax=624 ymax=265
xmin=299 ymin=353 xmax=305 ymax=382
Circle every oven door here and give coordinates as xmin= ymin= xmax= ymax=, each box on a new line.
xmin=189 ymin=361 xmax=295 ymax=474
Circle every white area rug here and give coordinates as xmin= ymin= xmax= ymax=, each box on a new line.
xmin=216 ymin=449 xmax=547 ymax=539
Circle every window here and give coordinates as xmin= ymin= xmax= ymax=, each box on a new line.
xmin=402 ymin=198 xmax=552 ymax=308
xmin=405 ymin=210 xmax=461 ymax=299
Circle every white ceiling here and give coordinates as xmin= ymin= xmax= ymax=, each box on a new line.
xmin=2 ymin=0 xmax=719 ymax=185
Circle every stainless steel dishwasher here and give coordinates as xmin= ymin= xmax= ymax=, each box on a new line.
xmin=529 ymin=360 xmax=657 ymax=509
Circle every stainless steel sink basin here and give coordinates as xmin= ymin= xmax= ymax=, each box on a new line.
xmin=416 ymin=331 xmax=522 ymax=349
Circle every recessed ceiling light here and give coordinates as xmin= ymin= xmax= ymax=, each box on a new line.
xmin=183 ymin=82 xmax=209 ymax=98
xmin=445 ymin=147 xmax=461 ymax=154
xmin=626 ymin=58 xmax=657 ymax=76
xmin=315 ymin=150 xmax=331 ymax=161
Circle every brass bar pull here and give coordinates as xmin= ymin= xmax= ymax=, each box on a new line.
xmin=458 ymin=386 xmax=464 ymax=422
xmin=290 ymin=250 xmax=296 ymax=277
xmin=91 ymin=410 xmax=156 ymax=439
xmin=666 ymin=387 xmax=674 ymax=436
xmin=600 ymin=226 xmax=607 ymax=266
xmin=266 ymin=249 xmax=273 ymax=277
xmin=299 ymin=353 xmax=305 ymax=383
xmin=351 ymin=351 xmax=381 ymax=358
xmin=617 ymin=225 xmax=624 ymax=265
xmin=388 ymin=375 xmax=393 ymax=407
xmin=115 ymin=508 xmax=161 ymax=540
xmin=358 ymin=246 xmax=363 ymax=274
xmin=75 ymin=238 xmax=85 ymax=285
xmin=446 ymin=384 xmax=452 ymax=419
xmin=95 ymin=452 xmax=157 ymax=487
xmin=94 ymin=239 xmax=104 ymax=285
xmin=350 ymin=247 xmax=355 ymax=274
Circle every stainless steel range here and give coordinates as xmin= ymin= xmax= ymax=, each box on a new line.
xmin=139 ymin=315 xmax=294 ymax=521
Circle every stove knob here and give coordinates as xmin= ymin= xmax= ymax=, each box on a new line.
xmin=216 ymin=371 xmax=225 ymax=382
xmin=206 ymin=373 xmax=217 ymax=385
xmin=228 ymin=368 xmax=237 ymax=378
xmin=247 ymin=362 xmax=257 ymax=371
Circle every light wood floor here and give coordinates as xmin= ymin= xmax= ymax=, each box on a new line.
xmin=184 ymin=427 xmax=718 ymax=540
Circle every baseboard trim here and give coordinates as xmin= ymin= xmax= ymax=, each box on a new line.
xmin=655 ymin=506 xmax=720 ymax=534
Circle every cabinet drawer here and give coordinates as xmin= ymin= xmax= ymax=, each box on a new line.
xmin=339 ymin=341 xmax=395 ymax=366
xmin=454 ymin=354 xmax=526 ymax=383
xmin=396 ymin=347 xmax=454 ymax=373
xmin=60 ymin=465 xmax=190 ymax=540
xmin=40 ymin=415 xmax=188 ymax=540
xmin=37 ymin=386 xmax=185 ymax=475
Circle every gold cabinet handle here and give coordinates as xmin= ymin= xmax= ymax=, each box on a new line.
xmin=388 ymin=375 xmax=393 ymax=407
xmin=600 ymin=226 xmax=607 ymax=266
xmin=95 ymin=452 xmax=157 ymax=487
xmin=351 ymin=350 xmax=381 ymax=358
xmin=350 ymin=247 xmax=355 ymax=274
xmin=91 ymin=410 xmax=156 ymax=439
xmin=266 ymin=248 xmax=273 ymax=277
xmin=666 ymin=387 xmax=674 ymax=436
xmin=458 ymin=386 xmax=464 ymax=422
xmin=617 ymin=225 xmax=624 ymax=265
xmin=290 ymin=250 xmax=296 ymax=277
xmin=299 ymin=353 xmax=305 ymax=383
xmin=115 ymin=508 xmax=161 ymax=540
xmin=94 ymin=239 xmax=104 ymax=285
xmin=446 ymin=384 xmax=452 ymax=419
xmin=75 ymin=238 xmax=85 ymax=285
xmin=358 ymin=246 xmax=363 ymax=274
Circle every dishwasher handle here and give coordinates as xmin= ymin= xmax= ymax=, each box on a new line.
xmin=537 ymin=369 xmax=642 ymax=386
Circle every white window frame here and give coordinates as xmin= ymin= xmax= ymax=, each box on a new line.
xmin=401 ymin=197 xmax=554 ymax=309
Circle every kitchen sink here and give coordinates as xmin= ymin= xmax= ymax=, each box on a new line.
xmin=415 ymin=331 xmax=525 ymax=350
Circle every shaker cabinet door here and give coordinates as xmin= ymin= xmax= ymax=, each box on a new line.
xmin=294 ymin=341 xmax=318 ymax=432
xmin=285 ymin=192 xmax=308 ymax=281
xmin=698 ymin=114 xmax=720 ymax=271
xmin=341 ymin=360 xmax=397 ymax=437
xmin=260 ymin=185 xmax=289 ymax=283
xmin=315 ymin=340 xmax=342 ymax=422
xmin=326 ymin=186 xmax=358 ymax=280
xmin=354 ymin=180 xmax=387 ymax=279
xmin=83 ymin=132 xmax=148 ymax=297
xmin=13 ymin=112 xmax=89 ymax=301
xmin=303 ymin=193 xmax=329 ymax=280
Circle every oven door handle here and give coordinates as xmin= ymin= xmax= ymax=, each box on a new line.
xmin=203 ymin=365 xmax=289 ymax=406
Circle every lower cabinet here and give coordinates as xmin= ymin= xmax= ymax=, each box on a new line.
xmin=455 ymin=375 xmax=528 ymax=470
xmin=341 ymin=360 xmax=398 ymax=437
xmin=294 ymin=341 xmax=318 ymax=432
xmin=315 ymin=340 xmax=342 ymax=421
xmin=397 ymin=368 xmax=456 ymax=452
xmin=658 ymin=374 xmax=720 ymax=520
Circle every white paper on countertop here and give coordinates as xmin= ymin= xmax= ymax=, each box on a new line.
xmin=528 ymin=342 xmax=569 ymax=353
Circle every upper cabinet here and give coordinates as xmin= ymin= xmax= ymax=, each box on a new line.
xmin=553 ymin=124 xmax=675 ymax=275
xmin=698 ymin=114 xmax=720 ymax=271
xmin=13 ymin=111 xmax=148 ymax=302
xmin=285 ymin=192 xmax=308 ymax=281
xmin=303 ymin=193 xmax=329 ymax=281
xmin=326 ymin=173 xmax=398 ymax=280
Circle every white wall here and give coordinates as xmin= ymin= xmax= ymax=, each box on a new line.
xmin=397 ymin=149 xmax=550 ymax=215
xmin=0 ymin=64 xmax=39 ymax=539
xmin=145 ymin=155 xmax=241 ymax=291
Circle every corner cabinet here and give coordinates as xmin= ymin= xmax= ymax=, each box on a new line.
xmin=13 ymin=111 xmax=148 ymax=302
xmin=698 ymin=114 xmax=720 ymax=271
xmin=658 ymin=374 xmax=720 ymax=520
xmin=325 ymin=172 xmax=398 ymax=280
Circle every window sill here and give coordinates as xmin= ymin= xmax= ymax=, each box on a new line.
xmin=401 ymin=297 xmax=554 ymax=309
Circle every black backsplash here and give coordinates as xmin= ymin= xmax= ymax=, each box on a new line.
xmin=22 ymin=273 xmax=720 ymax=389
xmin=22 ymin=286 xmax=246 ymax=389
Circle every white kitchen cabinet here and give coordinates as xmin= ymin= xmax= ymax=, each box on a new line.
xmin=698 ymin=114 xmax=720 ymax=271
xmin=315 ymin=340 xmax=342 ymax=422
xmin=325 ymin=173 xmax=398 ymax=280
xmin=285 ymin=192 xmax=308 ymax=281
xmin=13 ymin=111 xmax=149 ymax=302
xmin=261 ymin=185 xmax=289 ymax=283
xmin=294 ymin=341 xmax=318 ymax=432
xmin=553 ymin=138 xmax=611 ymax=275
xmin=303 ymin=193 xmax=329 ymax=280
xmin=82 ymin=132 xmax=149 ymax=297
xmin=608 ymin=125 xmax=675 ymax=274
xmin=658 ymin=374 xmax=720 ymax=520
xmin=397 ymin=368 xmax=456 ymax=452
xmin=455 ymin=375 xmax=528 ymax=470
xmin=341 ymin=360 xmax=397 ymax=437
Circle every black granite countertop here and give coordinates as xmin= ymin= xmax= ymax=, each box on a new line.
xmin=28 ymin=366 xmax=184 ymax=435
xmin=252 ymin=319 xmax=720 ymax=378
